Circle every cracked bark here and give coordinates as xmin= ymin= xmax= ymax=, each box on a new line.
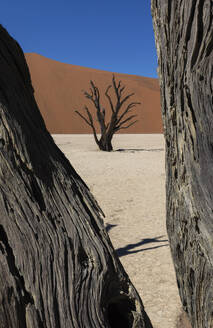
xmin=0 ymin=25 xmax=153 ymax=328
xmin=151 ymin=1 xmax=213 ymax=327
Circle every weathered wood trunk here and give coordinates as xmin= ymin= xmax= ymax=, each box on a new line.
xmin=151 ymin=1 xmax=213 ymax=327
xmin=99 ymin=135 xmax=113 ymax=152
xmin=0 ymin=25 xmax=152 ymax=328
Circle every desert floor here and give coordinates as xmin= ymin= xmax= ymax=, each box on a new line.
xmin=53 ymin=133 xmax=182 ymax=328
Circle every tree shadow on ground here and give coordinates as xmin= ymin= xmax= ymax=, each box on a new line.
xmin=116 ymin=235 xmax=169 ymax=257
xmin=105 ymin=223 xmax=117 ymax=233
xmin=115 ymin=148 xmax=164 ymax=153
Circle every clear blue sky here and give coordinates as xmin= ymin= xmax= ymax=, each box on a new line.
xmin=1 ymin=1 xmax=158 ymax=78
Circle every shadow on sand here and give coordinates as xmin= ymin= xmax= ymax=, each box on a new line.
xmin=116 ymin=235 xmax=169 ymax=257
xmin=115 ymin=148 xmax=164 ymax=153
xmin=105 ymin=223 xmax=118 ymax=233
xmin=105 ymin=224 xmax=169 ymax=257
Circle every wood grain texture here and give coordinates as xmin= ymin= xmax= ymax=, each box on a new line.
xmin=0 ymin=25 xmax=152 ymax=328
xmin=151 ymin=1 xmax=213 ymax=327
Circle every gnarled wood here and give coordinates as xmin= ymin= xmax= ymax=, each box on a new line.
xmin=75 ymin=76 xmax=140 ymax=151
xmin=151 ymin=1 xmax=213 ymax=327
xmin=0 ymin=25 xmax=152 ymax=328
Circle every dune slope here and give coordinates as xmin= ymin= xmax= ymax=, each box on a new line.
xmin=25 ymin=53 xmax=162 ymax=134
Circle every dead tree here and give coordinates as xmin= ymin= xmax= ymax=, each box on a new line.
xmin=0 ymin=25 xmax=152 ymax=328
xmin=152 ymin=1 xmax=213 ymax=327
xmin=75 ymin=76 xmax=141 ymax=151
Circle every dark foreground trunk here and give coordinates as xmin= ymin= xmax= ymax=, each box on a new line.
xmin=0 ymin=25 xmax=152 ymax=328
xmin=152 ymin=1 xmax=213 ymax=327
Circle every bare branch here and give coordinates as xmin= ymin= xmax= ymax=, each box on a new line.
xmin=78 ymin=75 xmax=141 ymax=151
xmin=75 ymin=106 xmax=95 ymax=127
xmin=116 ymin=120 xmax=138 ymax=131
xmin=106 ymin=85 xmax=112 ymax=93
xmin=117 ymin=102 xmax=141 ymax=125
xmin=75 ymin=110 xmax=92 ymax=127
xmin=105 ymin=85 xmax=114 ymax=113
xmin=111 ymin=75 xmax=136 ymax=115
xmin=119 ymin=86 xmax=125 ymax=95
xmin=90 ymin=81 xmax=100 ymax=105
xmin=83 ymin=81 xmax=108 ymax=135
xmin=116 ymin=114 xmax=138 ymax=130
xmin=112 ymin=75 xmax=121 ymax=101
xmin=113 ymin=75 xmax=126 ymax=97
xmin=101 ymin=107 xmax=106 ymax=119
xmin=90 ymin=88 xmax=94 ymax=98
xmin=75 ymin=107 xmax=99 ymax=146
xmin=83 ymin=81 xmax=101 ymax=112
xmin=84 ymin=90 xmax=93 ymax=100
xmin=119 ymin=92 xmax=135 ymax=107
xmin=85 ymin=106 xmax=94 ymax=124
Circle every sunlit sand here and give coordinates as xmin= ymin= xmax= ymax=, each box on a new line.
xmin=54 ymin=133 xmax=182 ymax=328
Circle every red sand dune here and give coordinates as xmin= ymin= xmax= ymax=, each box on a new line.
xmin=25 ymin=53 xmax=162 ymax=134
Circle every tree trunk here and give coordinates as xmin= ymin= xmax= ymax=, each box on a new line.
xmin=99 ymin=135 xmax=113 ymax=151
xmin=152 ymin=1 xmax=213 ymax=327
xmin=0 ymin=25 xmax=152 ymax=328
